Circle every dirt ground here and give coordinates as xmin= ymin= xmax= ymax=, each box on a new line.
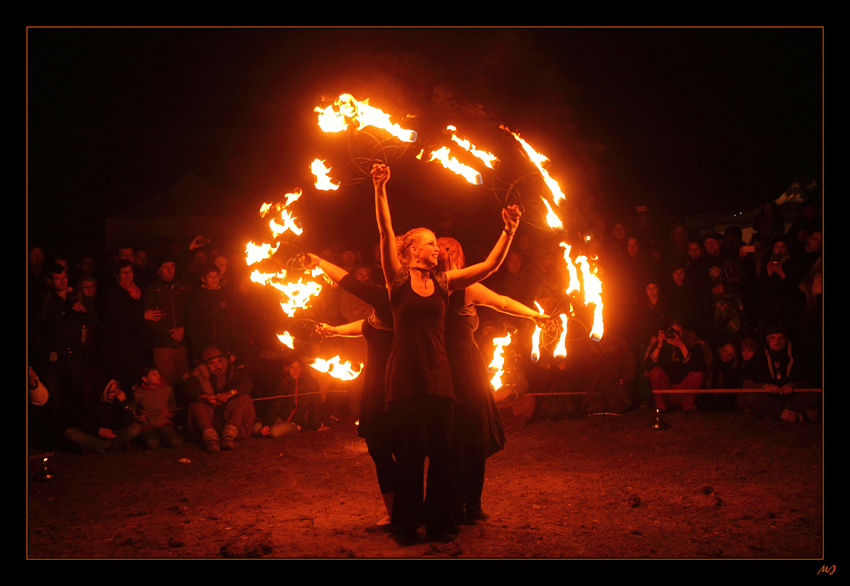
xmin=27 ymin=408 xmax=825 ymax=561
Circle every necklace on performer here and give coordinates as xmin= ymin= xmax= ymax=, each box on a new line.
xmin=409 ymin=266 xmax=432 ymax=277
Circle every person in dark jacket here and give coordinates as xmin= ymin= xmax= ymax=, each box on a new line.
xmin=185 ymin=265 xmax=242 ymax=362
xmin=184 ymin=347 xmax=255 ymax=452
xmin=144 ymin=255 xmax=192 ymax=385
xmin=63 ymin=373 xmax=141 ymax=452
xmin=743 ymin=325 xmax=820 ymax=423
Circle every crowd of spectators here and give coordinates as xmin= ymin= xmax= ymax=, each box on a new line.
xmin=27 ymin=198 xmax=823 ymax=454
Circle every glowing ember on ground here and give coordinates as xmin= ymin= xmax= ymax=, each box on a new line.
xmin=311 ymin=158 xmax=340 ymax=191
xmin=245 ymin=241 xmax=281 ymax=265
xmin=310 ymin=355 xmax=362 ymax=381
xmin=488 ymin=332 xmax=512 ymax=391
xmin=420 ymin=146 xmax=483 ymax=185
xmin=315 ymin=94 xmax=417 ymax=143
xmin=501 ymin=125 xmax=566 ymax=205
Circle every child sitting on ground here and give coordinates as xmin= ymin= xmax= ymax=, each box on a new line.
xmin=132 ymin=365 xmax=184 ymax=449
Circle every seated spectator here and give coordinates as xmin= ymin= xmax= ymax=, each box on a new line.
xmin=254 ymin=356 xmax=323 ymax=437
xmin=29 ymin=366 xmax=57 ymax=451
xmin=700 ymin=340 xmax=741 ymax=411
xmin=742 ymin=325 xmax=820 ymax=423
xmin=185 ymin=346 xmax=255 ymax=452
xmin=64 ymin=373 xmax=141 ymax=453
xmin=645 ymin=319 xmax=707 ymax=412
xmin=132 ymin=365 xmax=184 ymax=450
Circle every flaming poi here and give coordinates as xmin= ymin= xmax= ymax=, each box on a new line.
xmin=446 ymin=125 xmax=499 ymax=169
xmin=530 ymin=301 xmax=545 ymax=363
xmin=311 ymin=158 xmax=340 ymax=191
xmin=245 ymin=241 xmax=281 ymax=266
xmin=576 ymin=255 xmax=604 ymax=341
xmin=310 ymin=355 xmax=363 ymax=381
xmin=277 ymin=331 xmax=295 ymax=349
xmin=488 ymin=332 xmax=513 ymax=391
xmin=418 ymin=146 xmax=484 ymax=185
xmin=553 ymin=313 xmax=568 ymax=358
xmin=501 ymin=125 xmax=566 ymax=205
xmin=315 ymin=93 xmax=417 ymax=143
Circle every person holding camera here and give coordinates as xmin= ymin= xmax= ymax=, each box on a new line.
xmin=644 ymin=319 xmax=708 ymax=412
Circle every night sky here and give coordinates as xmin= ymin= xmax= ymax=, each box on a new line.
xmin=27 ymin=27 xmax=823 ymax=260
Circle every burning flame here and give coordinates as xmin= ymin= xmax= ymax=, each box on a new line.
xmin=310 ymin=355 xmax=363 ymax=381
xmin=311 ymin=159 xmax=340 ymax=191
xmin=576 ymin=256 xmax=604 ymax=341
xmin=553 ymin=314 xmax=568 ymax=358
xmin=542 ymin=197 xmax=563 ymax=230
xmin=560 ymin=243 xmax=580 ymax=296
xmin=488 ymin=332 xmax=512 ymax=391
xmin=250 ymin=269 xmax=287 ymax=285
xmin=447 ymin=126 xmax=499 ymax=169
xmin=276 ymin=278 xmax=323 ymax=317
xmin=530 ymin=301 xmax=545 ymax=363
xmin=260 ymin=189 xmax=303 ymax=218
xmin=269 ymin=209 xmax=303 ymax=238
xmin=315 ymin=94 xmax=417 ymax=143
xmin=277 ymin=331 xmax=295 ymax=349
xmin=501 ymin=125 xmax=566 ymax=205
xmin=420 ymin=146 xmax=483 ymax=185
xmin=245 ymin=241 xmax=281 ymax=266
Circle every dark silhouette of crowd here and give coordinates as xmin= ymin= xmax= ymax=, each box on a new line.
xmin=28 ymin=197 xmax=823 ymax=456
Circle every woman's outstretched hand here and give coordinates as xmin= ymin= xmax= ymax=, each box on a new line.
xmin=503 ymin=204 xmax=521 ymax=233
xmin=299 ymin=253 xmax=319 ymax=271
xmin=371 ymin=163 xmax=390 ymax=188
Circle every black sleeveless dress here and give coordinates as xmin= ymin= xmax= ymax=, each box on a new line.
xmin=445 ymin=289 xmax=506 ymax=514
xmin=385 ymin=266 xmax=454 ymax=403
xmin=384 ymin=266 xmax=458 ymax=536
xmin=445 ymin=289 xmax=506 ymax=458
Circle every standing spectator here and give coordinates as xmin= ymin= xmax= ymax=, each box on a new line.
xmin=99 ymin=260 xmax=150 ymax=393
xmin=144 ymin=255 xmax=192 ymax=386
xmin=185 ymin=265 xmax=242 ymax=362
xmin=38 ymin=263 xmax=87 ymax=426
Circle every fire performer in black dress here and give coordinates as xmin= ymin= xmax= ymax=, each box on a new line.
xmin=372 ymin=162 xmax=521 ymax=542
xmin=437 ymin=236 xmax=549 ymax=522
xmin=301 ymin=253 xmax=397 ymax=528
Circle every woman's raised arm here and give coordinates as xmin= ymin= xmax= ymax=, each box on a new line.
xmin=446 ymin=205 xmax=521 ymax=291
xmin=372 ymin=163 xmax=400 ymax=289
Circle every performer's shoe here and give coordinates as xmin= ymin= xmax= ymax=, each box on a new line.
xmin=464 ymin=508 xmax=490 ymax=523
xmin=389 ymin=527 xmax=422 ymax=546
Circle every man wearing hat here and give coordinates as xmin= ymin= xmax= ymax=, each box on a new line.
xmin=144 ymin=254 xmax=192 ymax=386
xmin=185 ymin=346 xmax=255 ymax=452
xmin=743 ymin=325 xmax=820 ymax=422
